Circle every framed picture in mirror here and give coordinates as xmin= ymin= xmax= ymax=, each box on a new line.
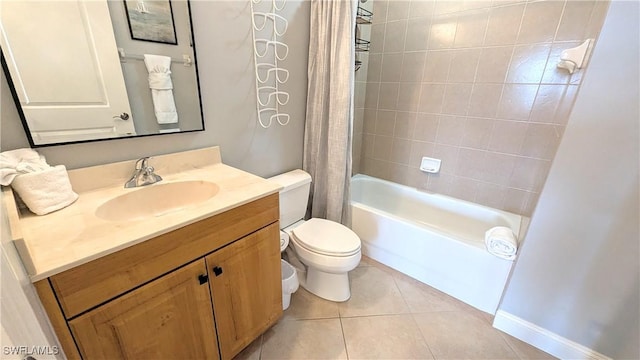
xmin=124 ymin=0 xmax=178 ymax=45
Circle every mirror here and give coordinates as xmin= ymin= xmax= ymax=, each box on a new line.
xmin=0 ymin=0 xmax=204 ymax=147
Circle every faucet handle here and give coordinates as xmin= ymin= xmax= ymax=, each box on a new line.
xmin=135 ymin=157 xmax=150 ymax=170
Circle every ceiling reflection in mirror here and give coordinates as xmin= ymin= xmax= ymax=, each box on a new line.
xmin=0 ymin=0 xmax=204 ymax=147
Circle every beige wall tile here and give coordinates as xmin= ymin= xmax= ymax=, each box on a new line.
xmin=433 ymin=143 xmax=460 ymax=174
xmin=556 ymin=1 xmax=595 ymax=41
xmin=391 ymin=138 xmax=413 ymax=164
xmin=460 ymin=117 xmax=494 ymax=149
xmin=355 ymin=53 xmax=369 ymax=82
xmin=475 ymin=182 xmax=508 ymax=210
xmin=454 ymin=9 xmax=490 ymax=48
xmin=428 ymin=17 xmax=458 ymax=49
xmin=447 ymin=176 xmax=479 ymax=202
xmin=455 ymin=148 xmax=486 ymax=179
xmin=362 ymin=157 xmax=390 ymax=179
xmin=401 ymin=51 xmax=427 ymax=82
xmin=354 ymin=0 xmax=603 ymax=216
xmin=365 ymin=81 xmax=380 ymax=109
xmin=484 ymin=3 xmax=525 ymax=46
xmin=508 ymin=157 xmax=551 ymax=192
xmin=434 ymin=1 xmax=463 ymax=15
xmin=425 ymin=172 xmax=453 ymax=193
xmin=413 ymin=113 xmax=439 ymax=142
xmin=529 ymin=84 xmax=565 ymax=123
xmin=409 ymin=0 xmax=435 ymax=19
xmin=479 ymin=151 xmax=518 ymax=186
xmin=405 ymin=18 xmax=432 ymax=51
xmin=448 ymin=49 xmax=482 ymax=82
xmin=423 ymin=50 xmax=452 ymax=82
xmin=585 ymin=0 xmax=610 ymax=39
xmin=522 ymin=191 xmax=540 ymax=217
xmin=387 ymin=1 xmax=411 ymax=22
xmin=468 ymin=83 xmax=503 ymax=118
xmin=409 ymin=140 xmax=436 ymax=167
xmin=375 ymin=110 xmax=396 ymax=136
xmin=362 ymin=133 xmax=375 ymax=158
xmin=387 ymin=162 xmax=412 ymax=184
xmin=370 ymin=23 xmax=386 ymax=53
xmin=552 ymin=85 xmax=579 ymax=125
xmin=384 ymin=20 xmax=409 ymax=53
xmin=381 ymin=53 xmax=404 ymax=82
xmin=517 ymin=1 xmax=565 ymax=44
xmin=397 ymin=83 xmax=422 ymax=111
xmin=367 ymin=53 xmax=383 ymax=82
xmin=436 ymin=115 xmax=466 ymax=145
xmin=442 ymin=83 xmax=472 ymax=115
xmin=418 ymin=83 xmax=446 ymax=113
xmin=497 ymin=84 xmax=538 ymax=120
xmin=475 ymin=46 xmax=513 ymax=83
xmin=373 ymin=0 xmax=389 ymax=24
xmin=503 ymin=187 xmax=529 ymax=214
xmin=487 ymin=120 xmax=528 ymax=154
xmin=520 ymin=123 xmax=562 ymax=160
xmin=354 ymin=81 xmax=366 ymax=109
xmin=379 ymin=82 xmax=400 ymax=110
xmin=373 ymin=135 xmax=394 ymax=161
xmin=506 ymin=44 xmax=552 ymax=84
xmin=394 ymin=111 xmax=417 ymax=139
xmin=363 ymin=109 xmax=377 ymax=134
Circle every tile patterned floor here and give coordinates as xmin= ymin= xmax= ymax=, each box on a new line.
xmin=234 ymin=256 xmax=555 ymax=360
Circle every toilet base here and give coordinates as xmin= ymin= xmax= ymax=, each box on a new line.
xmin=303 ymin=269 xmax=351 ymax=302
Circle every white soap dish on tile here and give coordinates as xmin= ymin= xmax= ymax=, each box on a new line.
xmin=420 ymin=157 xmax=441 ymax=173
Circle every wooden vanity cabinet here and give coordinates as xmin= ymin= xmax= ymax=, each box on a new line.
xmin=68 ymin=259 xmax=220 ymax=359
xmin=207 ymin=223 xmax=282 ymax=359
xmin=34 ymin=194 xmax=283 ymax=360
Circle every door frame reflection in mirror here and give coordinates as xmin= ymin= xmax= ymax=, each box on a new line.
xmin=0 ymin=0 xmax=204 ymax=148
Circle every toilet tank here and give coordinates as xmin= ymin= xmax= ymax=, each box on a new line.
xmin=268 ymin=170 xmax=312 ymax=228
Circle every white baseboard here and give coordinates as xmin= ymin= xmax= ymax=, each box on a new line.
xmin=493 ymin=310 xmax=611 ymax=360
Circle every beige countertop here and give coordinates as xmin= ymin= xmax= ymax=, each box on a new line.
xmin=5 ymin=147 xmax=281 ymax=282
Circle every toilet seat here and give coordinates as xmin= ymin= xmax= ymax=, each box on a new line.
xmin=291 ymin=218 xmax=361 ymax=257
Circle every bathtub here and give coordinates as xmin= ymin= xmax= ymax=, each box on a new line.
xmin=350 ymin=174 xmax=522 ymax=314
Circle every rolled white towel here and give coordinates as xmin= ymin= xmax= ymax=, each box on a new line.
xmin=0 ymin=148 xmax=49 ymax=186
xmin=11 ymin=165 xmax=78 ymax=215
xmin=485 ymin=226 xmax=518 ymax=260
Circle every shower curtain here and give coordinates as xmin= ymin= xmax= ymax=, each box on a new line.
xmin=303 ymin=0 xmax=357 ymax=224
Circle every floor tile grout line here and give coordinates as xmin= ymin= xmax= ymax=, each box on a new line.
xmin=409 ymin=312 xmax=437 ymax=360
xmin=338 ymin=316 xmax=350 ymax=360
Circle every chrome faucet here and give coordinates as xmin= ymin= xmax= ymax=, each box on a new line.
xmin=124 ymin=157 xmax=163 ymax=188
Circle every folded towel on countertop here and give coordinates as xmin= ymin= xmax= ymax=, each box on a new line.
xmin=0 ymin=148 xmax=49 ymax=186
xmin=11 ymin=165 xmax=78 ymax=215
xmin=485 ymin=226 xmax=518 ymax=261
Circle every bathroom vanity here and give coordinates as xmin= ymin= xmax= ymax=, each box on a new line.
xmin=4 ymin=147 xmax=283 ymax=360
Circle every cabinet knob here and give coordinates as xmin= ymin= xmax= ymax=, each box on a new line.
xmin=213 ymin=266 xmax=223 ymax=276
xmin=198 ymin=274 xmax=209 ymax=284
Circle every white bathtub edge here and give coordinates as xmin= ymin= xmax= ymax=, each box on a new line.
xmin=493 ymin=310 xmax=612 ymax=360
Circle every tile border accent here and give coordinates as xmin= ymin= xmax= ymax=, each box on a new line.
xmin=493 ymin=310 xmax=612 ymax=360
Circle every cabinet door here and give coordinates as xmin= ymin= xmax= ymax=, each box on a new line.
xmin=69 ymin=260 xmax=219 ymax=360
xmin=207 ymin=223 xmax=283 ymax=359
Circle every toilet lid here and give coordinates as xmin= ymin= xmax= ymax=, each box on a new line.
xmin=291 ymin=218 xmax=361 ymax=256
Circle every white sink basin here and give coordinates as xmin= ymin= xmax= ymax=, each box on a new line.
xmin=96 ymin=181 xmax=219 ymax=222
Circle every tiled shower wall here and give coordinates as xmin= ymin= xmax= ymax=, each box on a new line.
xmin=354 ymin=0 xmax=609 ymax=216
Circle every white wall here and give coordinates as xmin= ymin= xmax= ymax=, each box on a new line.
xmin=1 ymin=1 xmax=310 ymax=178
xmin=497 ymin=1 xmax=639 ymax=358
xmin=1 ymin=193 xmax=61 ymax=359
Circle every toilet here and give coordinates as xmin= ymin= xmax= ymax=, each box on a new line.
xmin=269 ymin=169 xmax=361 ymax=302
